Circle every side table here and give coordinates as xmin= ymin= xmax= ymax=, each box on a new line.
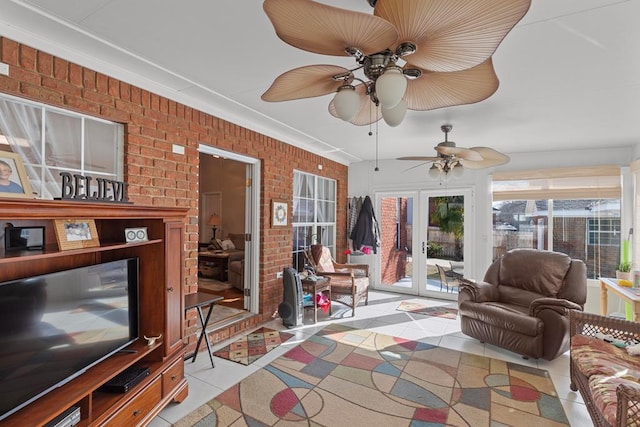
xmin=600 ymin=277 xmax=640 ymax=321
xmin=301 ymin=276 xmax=331 ymax=323
xmin=198 ymin=251 xmax=230 ymax=281
xmin=185 ymin=292 xmax=224 ymax=368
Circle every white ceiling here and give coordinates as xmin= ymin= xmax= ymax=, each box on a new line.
xmin=1 ymin=0 xmax=639 ymax=165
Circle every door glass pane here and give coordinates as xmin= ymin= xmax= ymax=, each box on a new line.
xmin=426 ymin=195 xmax=464 ymax=295
xmin=378 ymin=196 xmax=412 ymax=289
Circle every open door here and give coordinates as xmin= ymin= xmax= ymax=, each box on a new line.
xmin=198 ymin=145 xmax=260 ymax=314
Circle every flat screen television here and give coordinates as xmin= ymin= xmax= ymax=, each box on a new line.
xmin=0 ymin=258 xmax=139 ymax=422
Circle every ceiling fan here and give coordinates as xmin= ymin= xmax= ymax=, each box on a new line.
xmin=397 ymin=124 xmax=510 ymax=178
xmin=261 ymin=0 xmax=531 ymax=127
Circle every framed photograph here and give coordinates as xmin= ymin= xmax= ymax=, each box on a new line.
xmin=54 ymin=219 xmax=100 ymax=250
xmin=271 ymin=199 xmax=288 ymax=227
xmin=0 ymin=151 xmax=33 ymax=199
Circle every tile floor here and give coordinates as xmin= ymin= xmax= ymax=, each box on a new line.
xmin=151 ymin=290 xmax=592 ymax=426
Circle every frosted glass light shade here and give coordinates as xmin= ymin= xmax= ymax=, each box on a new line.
xmin=376 ymin=68 xmax=407 ymax=109
xmin=381 ymin=99 xmax=407 ymax=127
xmin=333 ymin=86 xmax=360 ymax=121
xmin=452 ymin=163 xmax=464 ymax=178
xmin=428 ymin=164 xmax=441 ymax=179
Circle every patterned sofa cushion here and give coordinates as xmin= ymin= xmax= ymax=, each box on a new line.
xmin=572 ymin=334 xmax=640 ymax=377
xmin=589 ymin=374 xmax=640 ymax=426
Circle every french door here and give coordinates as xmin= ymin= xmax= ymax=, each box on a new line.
xmin=375 ymin=189 xmax=471 ymax=300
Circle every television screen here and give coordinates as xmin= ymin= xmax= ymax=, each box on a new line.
xmin=0 ymin=258 xmax=139 ymax=421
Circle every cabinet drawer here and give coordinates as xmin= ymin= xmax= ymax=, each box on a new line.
xmin=162 ymin=358 xmax=184 ymax=396
xmin=103 ymin=377 xmax=161 ymax=427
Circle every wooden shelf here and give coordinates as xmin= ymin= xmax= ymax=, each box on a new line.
xmin=0 ymin=239 xmax=163 ymax=263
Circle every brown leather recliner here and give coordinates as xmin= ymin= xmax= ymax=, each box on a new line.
xmin=458 ymin=248 xmax=587 ymax=361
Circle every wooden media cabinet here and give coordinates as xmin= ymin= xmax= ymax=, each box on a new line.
xmin=0 ymin=199 xmax=189 ymax=426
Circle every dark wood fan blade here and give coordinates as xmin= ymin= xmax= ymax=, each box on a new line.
xmin=328 ymin=84 xmax=380 ymax=126
xmin=374 ymin=0 xmax=531 ymax=72
xmin=264 ymin=0 xmax=398 ymax=57
xmin=404 ymin=59 xmax=498 ymax=111
xmin=262 ymin=65 xmax=351 ymax=102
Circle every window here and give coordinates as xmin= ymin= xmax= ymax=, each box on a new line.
xmin=492 ymin=167 xmax=622 ymax=279
xmin=588 ymin=218 xmax=620 ymax=246
xmin=0 ymin=94 xmax=124 ymax=199
xmin=292 ymin=171 xmax=336 ymax=271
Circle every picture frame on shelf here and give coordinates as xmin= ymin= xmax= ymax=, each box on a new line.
xmin=0 ymin=151 xmax=33 ymax=199
xmin=54 ymin=219 xmax=100 ymax=250
xmin=271 ymin=199 xmax=288 ymax=227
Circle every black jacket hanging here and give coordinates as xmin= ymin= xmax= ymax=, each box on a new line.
xmin=349 ymin=195 xmax=380 ymax=253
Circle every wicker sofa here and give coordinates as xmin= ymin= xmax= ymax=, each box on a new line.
xmin=570 ymin=310 xmax=640 ymax=426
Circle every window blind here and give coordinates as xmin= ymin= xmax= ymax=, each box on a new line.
xmin=492 ymin=166 xmax=621 ymax=201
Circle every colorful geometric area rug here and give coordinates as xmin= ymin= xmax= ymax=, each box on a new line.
xmin=176 ymin=324 xmax=569 ymax=426
xmin=212 ymin=327 xmax=294 ymax=366
xmin=396 ymin=300 xmax=459 ymax=319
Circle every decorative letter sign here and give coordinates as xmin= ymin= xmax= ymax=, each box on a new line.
xmin=58 ymin=172 xmax=131 ymax=204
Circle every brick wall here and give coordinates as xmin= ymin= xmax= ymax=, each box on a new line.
xmin=0 ymin=37 xmax=349 ymax=349
xmin=379 ymin=197 xmax=407 ymax=284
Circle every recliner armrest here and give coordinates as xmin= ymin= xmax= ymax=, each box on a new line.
xmin=458 ymin=279 xmax=498 ymax=302
xmin=530 ymin=297 xmax=582 ymax=317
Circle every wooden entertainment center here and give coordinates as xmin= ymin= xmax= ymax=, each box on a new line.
xmin=0 ymin=198 xmax=189 ymax=426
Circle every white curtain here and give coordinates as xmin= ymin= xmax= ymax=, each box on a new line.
xmin=0 ymin=98 xmax=58 ymax=198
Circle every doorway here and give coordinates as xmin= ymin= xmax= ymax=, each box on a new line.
xmin=198 ymin=145 xmax=260 ymax=318
xmin=375 ymin=189 xmax=471 ymax=301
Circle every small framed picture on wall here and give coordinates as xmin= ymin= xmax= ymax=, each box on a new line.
xmin=271 ymin=199 xmax=288 ymax=227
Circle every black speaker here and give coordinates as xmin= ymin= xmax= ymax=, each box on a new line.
xmin=278 ymin=267 xmax=303 ymax=328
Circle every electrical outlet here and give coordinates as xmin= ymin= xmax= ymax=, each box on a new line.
xmin=276 ymin=271 xmax=283 ymax=279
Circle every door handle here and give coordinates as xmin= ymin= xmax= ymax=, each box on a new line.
xmin=422 ymin=242 xmax=426 ymax=254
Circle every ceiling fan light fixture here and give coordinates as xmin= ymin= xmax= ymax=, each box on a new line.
xmin=381 ymin=98 xmax=407 ymax=127
xmin=428 ymin=163 xmax=441 ymax=179
xmin=333 ymin=85 xmax=360 ymax=121
xmin=375 ymin=66 xmax=407 ymax=109
xmin=452 ymin=163 xmax=464 ymax=178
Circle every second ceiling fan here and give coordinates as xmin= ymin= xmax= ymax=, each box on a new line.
xmin=398 ymin=125 xmax=510 ymax=178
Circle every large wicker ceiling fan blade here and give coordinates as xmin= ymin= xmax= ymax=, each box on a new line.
xmin=436 ymin=145 xmax=484 ymax=161
xmin=460 ymin=147 xmax=510 ymax=169
xmin=264 ymin=0 xmax=398 ymax=57
xmin=404 ymin=58 xmax=498 ymax=111
xmin=397 ymin=156 xmax=441 ymax=161
xmin=262 ymin=65 xmax=351 ymax=102
xmin=374 ymin=0 xmax=531 ymax=72
xmin=328 ymin=84 xmax=380 ymax=126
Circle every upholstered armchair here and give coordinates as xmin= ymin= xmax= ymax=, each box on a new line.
xmin=309 ymin=244 xmax=369 ymax=316
xmin=458 ymin=248 xmax=587 ymax=361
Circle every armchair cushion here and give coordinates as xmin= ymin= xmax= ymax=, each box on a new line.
xmin=498 ymin=248 xmax=571 ymax=296
xmin=309 ymin=244 xmax=369 ymax=316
